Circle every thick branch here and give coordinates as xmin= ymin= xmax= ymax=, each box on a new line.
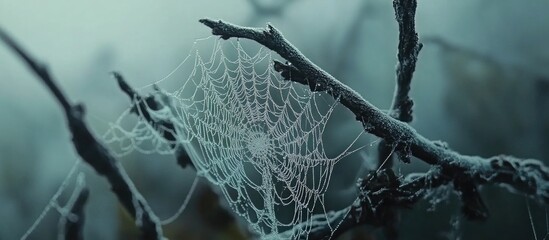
xmin=199 ymin=18 xmax=549 ymax=204
xmin=0 ymin=29 xmax=164 ymax=240
xmin=200 ymin=18 xmax=421 ymax=162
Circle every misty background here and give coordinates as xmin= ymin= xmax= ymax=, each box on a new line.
xmin=0 ymin=0 xmax=548 ymax=239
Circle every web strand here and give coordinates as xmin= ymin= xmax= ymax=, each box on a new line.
xmin=104 ymin=37 xmax=368 ymax=238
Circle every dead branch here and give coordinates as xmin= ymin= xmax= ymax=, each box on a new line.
xmin=0 ymin=29 xmax=164 ymax=240
xmin=200 ymin=7 xmax=549 ymax=239
xmin=375 ymin=0 xmax=423 ymax=237
xmin=390 ymin=0 xmax=422 ymax=123
xmin=198 ymin=19 xmax=549 ymax=204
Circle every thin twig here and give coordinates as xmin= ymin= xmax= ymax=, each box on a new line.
xmin=375 ymin=1 xmax=423 ymax=237
xmin=112 ymin=73 xmax=249 ymax=237
xmin=390 ymin=0 xmax=422 ymax=123
xmin=61 ymin=186 xmax=89 ymax=240
xmin=277 ymin=168 xmax=450 ymax=240
xmin=112 ymin=72 xmax=194 ymax=169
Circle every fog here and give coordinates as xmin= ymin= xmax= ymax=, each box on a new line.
xmin=1 ymin=0 xmax=548 ymax=239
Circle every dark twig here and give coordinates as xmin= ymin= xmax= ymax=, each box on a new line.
xmin=283 ymin=164 xmax=491 ymax=240
xmin=375 ymin=1 xmax=423 ymax=237
xmin=0 ymin=28 xmax=164 ymax=240
xmin=113 ymin=73 xmax=249 ymax=237
xmin=200 ymin=17 xmax=549 ymax=238
xmin=112 ymin=72 xmax=194 ymax=169
xmin=376 ymin=0 xmax=423 ymax=168
xmin=390 ymin=0 xmax=422 ymax=123
xmin=61 ymin=185 xmax=89 ymax=240
xmin=278 ymin=168 xmax=449 ymax=240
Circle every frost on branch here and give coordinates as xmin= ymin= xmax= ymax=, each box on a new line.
xmin=200 ymin=12 xmax=549 ymax=239
xmin=2 ymin=1 xmax=549 ymax=238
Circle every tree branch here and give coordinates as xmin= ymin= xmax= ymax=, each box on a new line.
xmin=199 ymin=18 xmax=549 ymax=204
xmin=0 ymin=28 xmax=164 ymax=240
xmin=390 ymin=0 xmax=422 ymax=123
xmin=375 ymin=1 xmax=422 ymax=237
xmin=199 ymin=18 xmax=549 ymax=240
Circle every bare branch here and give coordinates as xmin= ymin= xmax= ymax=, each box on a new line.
xmin=375 ymin=0 xmax=422 ymax=181
xmin=0 ymin=28 xmax=164 ymax=240
xmin=200 ymin=17 xmax=549 ymax=239
xmin=374 ymin=1 xmax=423 ymax=237
xmin=282 ymin=155 xmax=549 ymax=239
xmin=199 ymin=17 xmax=549 ymax=207
xmin=200 ymin=18 xmax=418 ymax=163
xmin=390 ymin=0 xmax=422 ymax=123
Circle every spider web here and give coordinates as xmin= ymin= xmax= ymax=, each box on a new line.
xmin=103 ymin=37 xmax=366 ymax=238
